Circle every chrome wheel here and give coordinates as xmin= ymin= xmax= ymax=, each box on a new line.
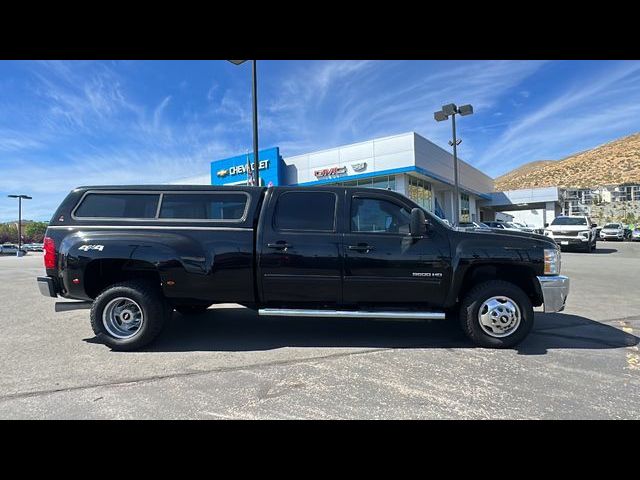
xmin=478 ymin=296 xmax=521 ymax=338
xmin=102 ymin=297 xmax=144 ymax=339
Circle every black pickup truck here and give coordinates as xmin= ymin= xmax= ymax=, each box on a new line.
xmin=37 ymin=185 xmax=569 ymax=350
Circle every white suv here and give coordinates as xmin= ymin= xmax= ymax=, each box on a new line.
xmin=544 ymin=216 xmax=597 ymax=252
xmin=600 ymin=223 xmax=625 ymax=241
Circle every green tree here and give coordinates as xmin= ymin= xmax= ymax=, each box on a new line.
xmin=24 ymin=221 xmax=48 ymax=243
xmin=0 ymin=223 xmax=18 ymax=243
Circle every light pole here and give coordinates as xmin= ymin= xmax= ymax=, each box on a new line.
xmin=434 ymin=103 xmax=473 ymax=226
xmin=228 ymin=60 xmax=260 ymax=187
xmin=7 ymin=194 xmax=32 ymax=257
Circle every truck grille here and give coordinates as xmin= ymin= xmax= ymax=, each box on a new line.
xmin=552 ymin=231 xmax=579 ymax=237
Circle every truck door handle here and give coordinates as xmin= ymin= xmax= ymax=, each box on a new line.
xmin=348 ymin=244 xmax=374 ymax=253
xmin=267 ymin=242 xmax=291 ymax=250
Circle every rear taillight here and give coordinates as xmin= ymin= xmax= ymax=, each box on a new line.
xmin=44 ymin=236 xmax=56 ymax=269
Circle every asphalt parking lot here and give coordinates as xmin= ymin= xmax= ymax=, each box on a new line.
xmin=1 ymin=243 xmax=639 ymax=419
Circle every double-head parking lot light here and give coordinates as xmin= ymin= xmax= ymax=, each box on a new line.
xmin=433 ymin=103 xmax=474 ymax=226
xmin=7 ymin=194 xmax=32 ymax=257
xmin=227 ymin=60 xmax=260 ymax=186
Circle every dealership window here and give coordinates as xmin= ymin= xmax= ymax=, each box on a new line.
xmin=408 ymin=176 xmax=432 ymax=211
xmin=351 ymin=197 xmax=411 ymax=234
xmin=460 ymin=193 xmax=470 ymax=222
xmin=159 ymin=193 xmax=248 ymax=220
xmin=340 ymin=175 xmax=395 ymax=191
xmin=274 ymin=192 xmax=336 ymax=231
xmin=74 ymin=193 xmax=160 ymax=219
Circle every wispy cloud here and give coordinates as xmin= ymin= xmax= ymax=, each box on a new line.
xmin=478 ymin=61 xmax=640 ymax=175
xmin=0 ymin=60 xmax=244 ymax=221
xmin=260 ymin=60 xmax=546 ymax=158
xmin=0 ymin=129 xmax=45 ymax=152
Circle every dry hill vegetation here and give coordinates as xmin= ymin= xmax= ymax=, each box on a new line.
xmin=495 ymin=133 xmax=640 ymax=191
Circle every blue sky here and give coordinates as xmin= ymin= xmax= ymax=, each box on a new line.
xmin=1 ymin=60 xmax=640 ymax=221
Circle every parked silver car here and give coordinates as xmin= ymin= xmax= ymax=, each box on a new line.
xmin=509 ymin=221 xmax=537 ymax=233
xmin=484 ymin=221 xmax=522 ymax=231
xmin=456 ymin=221 xmax=491 ymax=231
xmin=600 ymin=223 xmax=625 ymax=241
xmin=632 ymin=228 xmax=640 ymax=241
xmin=0 ymin=243 xmax=19 ymax=255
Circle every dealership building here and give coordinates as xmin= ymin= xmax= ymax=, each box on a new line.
xmin=173 ymin=131 xmax=568 ymax=226
xmin=204 ymin=132 xmax=500 ymax=223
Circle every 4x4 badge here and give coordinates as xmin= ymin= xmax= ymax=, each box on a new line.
xmin=79 ymin=245 xmax=104 ymax=252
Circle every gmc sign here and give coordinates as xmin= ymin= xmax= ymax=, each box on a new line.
xmin=314 ymin=166 xmax=347 ymax=178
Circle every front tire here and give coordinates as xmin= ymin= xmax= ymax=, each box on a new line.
xmin=459 ymin=280 xmax=534 ymax=348
xmin=90 ymin=280 xmax=169 ymax=351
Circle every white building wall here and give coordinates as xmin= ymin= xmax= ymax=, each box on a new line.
xmin=545 ymin=201 xmax=558 ymax=226
xmin=284 ymin=133 xmax=415 ymax=185
xmin=495 ymin=212 xmax=514 ymax=222
xmin=442 ymin=191 xmax=454 ymax=221
xmin=413 ymin=133 xmax=494 ymax=196
xmin=501 ymin=209 xmax=545 ymax=229
xmin=283 ymin=132 xmax=494 ymax=200
xmin=468 ymin=195 xmax=478 ymax=222
xmin=395 ymin=174 xmax=408 ymax=196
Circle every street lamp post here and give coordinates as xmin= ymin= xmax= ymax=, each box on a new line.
xmin=228 ymin=60 xmax=260 ymax=187
xmin=7 ymin=194 xmax=32 ymax=257
xmin=434 ymin=103 xmax=473 ymax=226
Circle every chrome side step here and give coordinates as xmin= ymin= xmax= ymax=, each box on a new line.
xmin=258 ymin=308 xmax=445 ymax=320
xmin=55 ymin=301 xmax=92 ymax=312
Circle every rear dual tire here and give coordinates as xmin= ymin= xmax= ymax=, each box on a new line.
xmin=90 ymin=280 xmax=170 ymax=351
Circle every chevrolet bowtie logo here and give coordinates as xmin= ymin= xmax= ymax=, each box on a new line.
xmin=217 ymin=169 xmax=229 ymax=177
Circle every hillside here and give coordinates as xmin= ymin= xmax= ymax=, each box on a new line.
xmin=495 ymin=132 xmax=640 ymax=191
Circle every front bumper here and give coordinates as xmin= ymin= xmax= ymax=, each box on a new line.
xmin=537 ymin=275 xmax=570 ymax=313
xmin=550 ymin=236 xmax=588 ymax=246
xmin=37 ymin=276 xmax=57 ymax=298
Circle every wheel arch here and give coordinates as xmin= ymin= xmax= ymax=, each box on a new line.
xmin=456 ymin=263 xmax=543 ymax=308
xmin=84 ymin=258 xmax=163 ymax=299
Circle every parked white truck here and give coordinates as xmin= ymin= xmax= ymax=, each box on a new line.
xmin=544 ymin=215 xmax=597 ymax=252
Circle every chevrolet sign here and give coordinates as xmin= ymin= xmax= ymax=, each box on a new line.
xmin=314 ymin=166 xmax=347 ymax=178
xmin=351 ymin=162 xmax=367 ymax=172
xmin=217 ymin=160 xmax=269 ymax=177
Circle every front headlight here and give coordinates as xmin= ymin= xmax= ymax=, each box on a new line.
xmin=544 ymin=248 xmax=561 ymax=275
xmin=579 ymin=231 xmax=590 ymax=238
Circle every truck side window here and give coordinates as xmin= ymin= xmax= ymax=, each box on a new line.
xmin=274 ymin=192 xmax=336 ymax=231
xmin=351 ymin=197 xmax=411 ymax=234
xmin=159 ymin=193 xmax=248 ymax=220
xmin=74 ymin=193 xmax=160 ymax=219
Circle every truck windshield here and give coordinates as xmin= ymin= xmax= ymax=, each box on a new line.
xmin=551 ymin=217 xmax=587 ymax=226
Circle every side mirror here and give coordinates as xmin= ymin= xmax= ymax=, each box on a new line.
xmin=544 ymin=223 xmax=549 ymax=228
xmin=591 ymin=223 xmax=597 ymax=228
xmin=410 ymin=208 xmax=427 ymax=237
